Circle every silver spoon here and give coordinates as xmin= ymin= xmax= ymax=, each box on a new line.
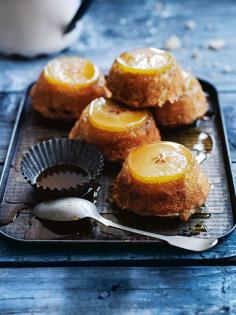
xmin=33 ymin=197 xmax=218 ymax=252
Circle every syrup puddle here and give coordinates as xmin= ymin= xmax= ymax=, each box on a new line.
xmin=23 ymin=181 xmax=100 ymax=240
xmin=179 ymin=222 xmax=208 ymax=237
xmin=193 ymin=206 xmax=211 ymax=219
xmin=192 ymin=132 xmax=213 ymax=164
xmin=36 ymin=165 xmax=90 ymax=189
xmin=191 ymin=223 xmax=208 ymax=235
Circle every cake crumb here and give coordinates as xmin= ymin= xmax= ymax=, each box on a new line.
xmin=149 ymin=27 xmax=157 ymax=35
xmin=205 ymin=24 xmax=213 ymax=31
xmin=208 ymin=39 xmax=225 ymax=50
xmin=212 ymin=62 xmax=220 ymax=68
xmin=146 ymin=20 xmax=153 ymax=27
xmin=185 ymin=20 xmax=196 ymax=30
xmin=223 ymin=66 xmax=233 ymax=73
xmin=119 ymin=18 xmax=127 ymax=26
xmin=164 ymin=35 xmax=182 ymax=50
xmin=191 ymin=49 xmax=200 ymax=60
xmin=155 ymin=2 xmax=163 ymax=13
xmin=204 ymin=61 xmax=210 ymax=67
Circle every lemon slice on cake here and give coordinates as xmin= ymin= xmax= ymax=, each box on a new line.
xmin=88 ymin=97 xmax=149 ymax=132
xmin=128 ymin=142 xmax=193 ymax=183
xmin=117 ymin=48 xmax=173 ymax=74
xmin=44 ymin=56 xmax=100 ymax=88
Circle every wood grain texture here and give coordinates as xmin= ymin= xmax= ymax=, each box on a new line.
xmin=0 ymin=2 xmax=235 ymax=314
xmin=0 ymin=266 xmax=235 ymax=314
xmin=0 ymin=223 xmax=236 ymax=265
xmin=0 ymin=0 xmax=235 ymax=264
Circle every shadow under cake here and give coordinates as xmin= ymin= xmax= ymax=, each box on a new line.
xmin=69 ymin=97 xmax=161 ymax=162
xmin=31 ymin=56 xmax=109 ymax=121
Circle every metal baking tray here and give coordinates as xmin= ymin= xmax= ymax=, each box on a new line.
xmin=0 ymin=80 xmax=235 ymax=245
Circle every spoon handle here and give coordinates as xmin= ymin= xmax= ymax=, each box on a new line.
xmin=101 ymin=218 xmax=218 ymax=252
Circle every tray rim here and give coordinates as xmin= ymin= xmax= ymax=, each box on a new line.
xmin=0 ymin=79 xmax=235 ymax=246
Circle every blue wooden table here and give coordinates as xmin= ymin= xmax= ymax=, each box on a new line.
xmin=0 ymin=0 xmax=236 ymax=313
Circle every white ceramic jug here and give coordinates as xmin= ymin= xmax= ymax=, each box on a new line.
xmin=0 ymin=0 xmax=91 ymax=57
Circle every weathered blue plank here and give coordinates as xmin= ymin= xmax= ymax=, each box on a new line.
xmin=0 ymin=0 xmax=235 ymax=264
xmin=0 ymin=266 xmax=235 ymax=314
xmin=0 ymin=2 xmax=235 ymax=314
xmin=0 ymin=0 xmax=235 ymax=92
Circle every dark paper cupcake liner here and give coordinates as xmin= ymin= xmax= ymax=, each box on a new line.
xmin=20 ymin=138 xmax=104 ymax=199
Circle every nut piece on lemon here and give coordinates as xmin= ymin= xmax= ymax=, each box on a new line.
xmin=69 ymin=97 xmax=161 ymax=162
xmin=107 ymin=48 xmax=185 ymax=108
xmin=31 ymin=56 xmax=108 ymax=121
xmin=154 ymin=71 xmax=208 ymax=128
xmin=112 ymin=142 xmax=210 ymax=220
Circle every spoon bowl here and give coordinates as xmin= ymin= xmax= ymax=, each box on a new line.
xmin=33 ymin=197 xmax=218 ymax=252
xmin=33 ymin=197 xmax=99 ymax=221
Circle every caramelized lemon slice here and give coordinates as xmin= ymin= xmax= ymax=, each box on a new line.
xmin=128 ymin=142 xmax=193 ymax=183
xmin=88 ymin=97 xmax=149 ymax=132
xmin=44 ymin=56 xmax=100 ymax=88
xmin=117 ymin=48 xmax=173 ymax=74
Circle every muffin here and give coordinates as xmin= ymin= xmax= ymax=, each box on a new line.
xmin=154 ymin=71 xmax=208 ymax=128
xmin=107 ymin=47 xmax=185 ymax=108
xmin=112 ymin=142 xmax=210 ymax=221
xmin=31 ymin=56 xmax=108 ymax=120
xmin=69 ymin=97 xmax=161 ymax=162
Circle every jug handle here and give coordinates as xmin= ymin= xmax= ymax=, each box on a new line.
xmin=63 ymin=0 xmax=93 ymax=35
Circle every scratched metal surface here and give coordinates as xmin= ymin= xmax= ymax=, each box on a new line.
xmin=0 ymin=81 xmax=234 ymax=242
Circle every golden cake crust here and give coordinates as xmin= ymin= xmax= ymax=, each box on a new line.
xmin=107 ymin=58 xmax=185 ymax=108
xmin=69 ymin=107 xmax=161 ymax=161
xmin=154 ymin=75 xmax=208 ymax=128
xmin=112 ymin=150 xmax=210 ymax=220
xmin=30 ymin=71 xmax=108 ymax=121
